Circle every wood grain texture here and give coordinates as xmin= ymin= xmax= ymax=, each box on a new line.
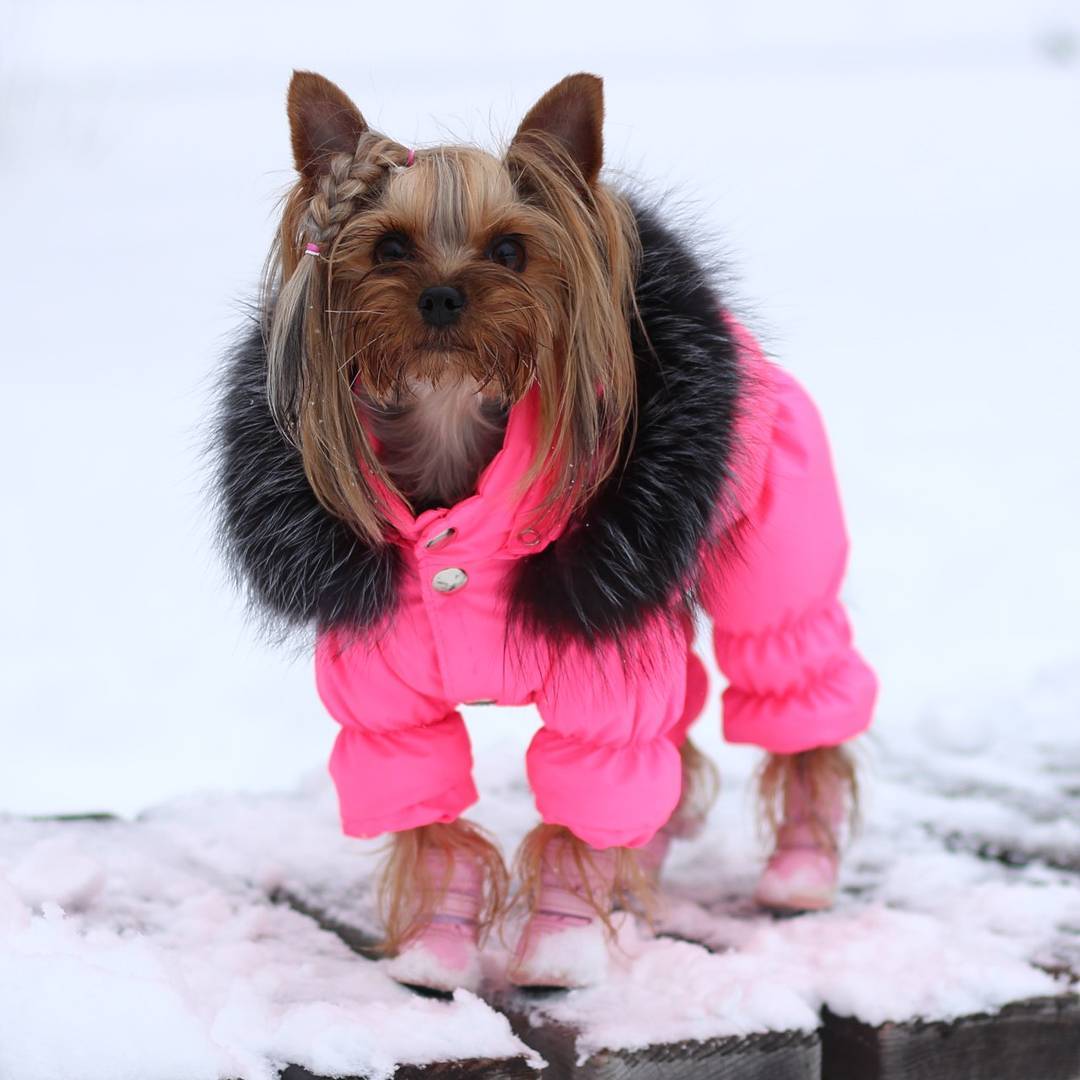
xmin=820 ymin=996 xmax=1080 ymax=1080
xmin=280 ymin=1058 xmax=538 ymax=1079
xmin=270 ymin=885 xmax=383 ymax=960
xmin=500 ymin=1001 xmax=820 ymax=1080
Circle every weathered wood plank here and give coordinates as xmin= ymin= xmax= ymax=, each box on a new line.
xmin=942 ymin=830 xmax=1080 ymax=875
xmin=280 ymin=1057 xmax=538 ymax=1079
xmin=889 ymin=763 xmax=1080 ymax=875
xmin=499 ymin=998 xmax=820 ymax=1080
xmin=819 ymin=996 xmax=1080 ymax=1080
xmin=29 ymin=812 xmax=120 ymax=823
xmin=270 ymin=885 xmax=383 ymax=960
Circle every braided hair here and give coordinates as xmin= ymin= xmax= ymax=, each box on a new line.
xmin=260 ymin=133 xmax=412 ymax=543
xmin=264 ymin=133 xmax=410 ymax=437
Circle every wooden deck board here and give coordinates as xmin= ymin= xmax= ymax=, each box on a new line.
xmin=499 ymin=1000 xmax=821 ymax=1080
xmin=279 ymin=1058 xmax=539 ymax=1079
xmin=819 ymin=996 xmax=1080 ymax=1080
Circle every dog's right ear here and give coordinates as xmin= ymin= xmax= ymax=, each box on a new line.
xmin=287 ymin=71 xmax=368 ymax=182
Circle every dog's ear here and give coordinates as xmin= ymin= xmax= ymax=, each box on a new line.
xmin=287 ymin=71 xmax=368 ymax=182
xmin=510 ymin=73 xmax=604 ymax=188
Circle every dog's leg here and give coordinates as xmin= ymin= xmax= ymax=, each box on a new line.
xmin=754 ymin=744 xmax=857 ymax=912
xmin=381 ymin=819 xmax=508 ymax=993
xmin=507 ymin=824 xmax=653 ymax=989
xmin=636 ymin=738 xmax=720 ymax=882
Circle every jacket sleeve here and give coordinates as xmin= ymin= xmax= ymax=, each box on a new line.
xmin=702 ymin=341 xmax=877 ymax=754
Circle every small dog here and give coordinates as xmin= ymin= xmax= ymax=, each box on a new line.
xmin=214 ymin=71 xmax=877 ymax=992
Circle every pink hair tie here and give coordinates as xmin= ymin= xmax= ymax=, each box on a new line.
xmin=304 ymin=242 xmax=321 ymax=257
xmin=405 ymin=148 xmax=416 ymax=167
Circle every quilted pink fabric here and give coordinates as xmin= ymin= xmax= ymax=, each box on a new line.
xmin=315 ymin=324 xmax=877 ymax=847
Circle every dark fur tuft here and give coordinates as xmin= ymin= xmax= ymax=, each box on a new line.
xmin=506 ymin=202 xmax=741 ymax=644
xmin=212 ymin=318 xmax=400 ymax=635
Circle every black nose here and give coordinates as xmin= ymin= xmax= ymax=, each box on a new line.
xmin=418 ymin=285 xmax=466 ymax=327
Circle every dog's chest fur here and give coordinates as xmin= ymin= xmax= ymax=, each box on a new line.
xmin=360 ymin=379 xmax=509 ymax=512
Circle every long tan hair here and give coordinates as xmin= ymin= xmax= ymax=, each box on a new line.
xmin=262 ymin=71 xmax=640 ymax=545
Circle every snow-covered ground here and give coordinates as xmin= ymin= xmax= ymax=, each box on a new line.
xmin=1 ymin=667 xmax=1077 ymax=1078
xmin=2 ymin=1 xmax=1079 ymax=1077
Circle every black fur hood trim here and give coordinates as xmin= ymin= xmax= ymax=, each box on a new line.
xmin=213 ymin=325 xmax=402 ymax=634
xmin=213 ymin=202 xmax=740 ymax=643
xmin=506 ymin=203 xmax=740 ymax=643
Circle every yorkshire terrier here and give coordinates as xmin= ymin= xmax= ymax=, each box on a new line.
xmin=214 ymin=70 xmax=877 ymax=992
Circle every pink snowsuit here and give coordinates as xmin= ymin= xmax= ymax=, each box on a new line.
xmin=315 ymin=325 xmax=877 ymax=849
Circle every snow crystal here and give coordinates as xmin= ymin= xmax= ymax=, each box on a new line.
xmin=510 ymin=919 xmax=611 ymax=988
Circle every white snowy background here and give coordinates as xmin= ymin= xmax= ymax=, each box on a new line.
xmin=1 ymin=1 xmax=1078 ymax=1077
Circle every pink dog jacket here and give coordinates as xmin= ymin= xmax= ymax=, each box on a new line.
xmin=315 ymin=326 xmax=877 ymax=848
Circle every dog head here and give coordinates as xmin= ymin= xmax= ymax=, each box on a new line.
xmin=266 ymin=71 xmax=638 ymax=541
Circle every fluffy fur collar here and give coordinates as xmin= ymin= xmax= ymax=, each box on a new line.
xmin=213 ymin=202 xmax=741 ymax=644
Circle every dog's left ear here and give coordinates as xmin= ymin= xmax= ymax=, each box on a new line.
xmin=510 ymin=73 xmax=604 ymax=188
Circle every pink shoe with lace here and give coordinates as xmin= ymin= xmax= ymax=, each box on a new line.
xmin=508 ymin=837 xmax=616 ymax=989
xmin=386 ymin=850 xmax=483 ymax=993
xmin=755 ymin=766 xmax=845 ymax=912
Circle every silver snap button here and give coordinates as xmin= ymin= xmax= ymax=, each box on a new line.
xmin=432 ymin=567 xmax=468 ymax=593
xmin=424 ymin=527 xmax=456 ymax=550
xmin=518 ymin=528 xmax=541 ymax=546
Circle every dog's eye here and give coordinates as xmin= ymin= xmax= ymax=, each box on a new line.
xmin=374 ymin=233 xmax=411 ymax=262
xmin=489 ymin=236 xmax=526 ymax=272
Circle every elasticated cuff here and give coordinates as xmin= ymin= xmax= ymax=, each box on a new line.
xmin=722 ymin=649 xmax=878 ymax=754
xmin=339 ymin=779 xmax=479 ymax=838
xmin=329 ymin=711 xmax=477 ymax=837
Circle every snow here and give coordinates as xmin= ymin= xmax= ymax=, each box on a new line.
xmin=0 ymin=813 xmax=538 ymax=1080
xmin=386 ymin=935 xmax=484 ymax=994
xmin=2 ymin=0 xmax=1079 ymax=1076
xmin=1 ymin=664 xmax=1076 ymax=1074
xmin=509 ymin=920 xmax=613 ymax=989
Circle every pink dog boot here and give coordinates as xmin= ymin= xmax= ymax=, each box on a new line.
xmin=508 ymin=838 xmax=617 ymax=989
xmin=386 ymin=850 xmax=484 ymax=993
xmin=754 ymin=767 xmax=845 ymax=913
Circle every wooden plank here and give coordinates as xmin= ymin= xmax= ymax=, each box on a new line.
xmin=29 ymin=812 xmax=120 ymax=823
xmin=279 ymin=1057 xmax=538 ymax=1079
xmin=893 ymin=765 xmax=1080 ymax=875
xmin=269 ymin=885 xmax=383 ymax=960
xmin=499 ymin=997 xmax=820 ymax=1080
xmin=941 ymin=830 xmax=1080 ymax=875
xmin=819 ymin=996 xmax=1080 ymax=1080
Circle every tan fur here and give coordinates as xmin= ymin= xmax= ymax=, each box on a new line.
xmin=758 ymin=745 xmax=859 ymax=850
xmin=511 ymin=824 xmax=657 ymax=937
xmin=359 ymin=377 xmax=507 ymax=509
xmin=377 ymin=819 xmax=509 ymax=955
xmin=675 ymin=736 xmax=721 ymax=824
